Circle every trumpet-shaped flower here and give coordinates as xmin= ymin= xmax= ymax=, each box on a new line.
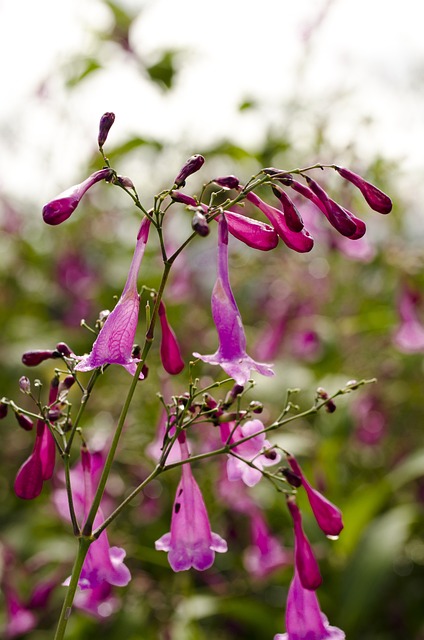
xmin=243 ymin=510 xmax=290 ymax=578
xmin=193 ymin=215 xmax=274 ymax=385
xmin=75 ymin=217 xmax=151 ymax=376
xmin=274 ymin=568 xmax=345 ymax=640
xmin=155 ymin=434 xmax=227 ymax=571
xmin=42 ymin=168 xmax=112 ymax=225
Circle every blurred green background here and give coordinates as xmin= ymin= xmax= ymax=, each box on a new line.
xmin=1 ymin=1 xmax=424 ymax=638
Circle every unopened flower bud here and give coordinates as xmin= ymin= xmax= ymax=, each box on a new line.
xmin=19 ymin=377 xmax=31 ymax=394
xmin=174 ymin=154 xmax=205 ymax=187
xmin=55 ymin=342 xmax=74 ymax=357
xmin=191 ymin=210 xmax=210 ymax=237
xmin=335 ymin=166 xmax=392 ymax=214
xmin=98 ymin=112 xmax=115 ymax=148
xmin=22 ymin=350 xmax=56 ymax=366
xmin=214 ymin=175 xmax=240 ymax=190
xmin=281 ymin=467 xmax=302 ymax=487
xmin=325 ymin=399 xmax=337 ymax=413
xmin=116 ymin=175 xmax=135 ymax=189
xmin=0 ymin=401 xmax=8 ymax=419
xmin=171 ymin=191 xmax=197 ymax=206
xmin=15 ymin=413 xmax=34 ymax=431
xmin=272 ymin=185 xmax=304 ymax=232
xmin=249 ymin=400 xmax=263 ymax=414
xmin=263 ymin=168 xmax=293 ymax=185
xmin=223 ymin=384 xmax=244 ymax=407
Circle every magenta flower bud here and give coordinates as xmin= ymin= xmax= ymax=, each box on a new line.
xmin=191 ymin=209 xmax=210 ymax=237
xmin=0 ymin=401 xmax=8 ymax=419
xmin=42 ymin=168 xmax=112 ymax=225
xmin=213 ymin=175 xmax=240 ymax=190
xmin=263 ymin=167 xmax=293 ymax=185
xmin=171 ymin=191 xmax=198 ymax=206
xmin=22 ymin=349 xmax=56 ymax=366
xmin=19 ymin=376 xmax=31 ymax=394
xmin=288 ymin=455 xmax=344 ymax=538
xmin=272 ymin=186 xmax=304 ymax=232
xmin=59 ymin=375 xmax=76 ymax=393
xmin=158 ymin=301 xmax=185 ymax=375
xmin=55 ymin=342 xmax=74 ymax=357
xmin=243 ymin=510 xmax=290 ymax=578
xmin=275 ymin=568 xmax=345 ymax=640
xmin=304 ymin=176 xmax=357 ymax=238
xmin=287 ymin=497 xmax=322 ymax=590
xmin=220 ymin=210 xmax=279 ymax=251
xmin=335 ymin=166 xmax=392 ymax=214
xmin=245 ymin=191 xmax=314 ymax=253
xmin=98 ymin=112 xmax=115 ymax=148
xmin=174 ymin=154 xmax=205 ymax=187
xmin=15 ymin=412 xmax=34 ymax=431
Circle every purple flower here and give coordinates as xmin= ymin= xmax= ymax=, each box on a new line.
xmin=42 ymin=168 xmax=112 ymax=225
xmin=393 ymin=286 xmax=424 ymax=353
xmin=243 ymin=510 xmax=290 ymax=578
xmin=245 ymin=191 xmax=314 ymax=253
xmin=159 ymin=301 xmax=185 ymax=374
xmin=73 ymin=582 xmax=120 ymax=619
xmin=155 ymin=434 xmax=227 ymax=571
xmin=287 ymin=456 xmax=343 ymax=538
xmin=98 ymin=112 xmax=115 ymax=148
xmin=220 ymin=210 xmax=279 ymax=251
xmin=193 ymin=215 xmax=274 ymax=385
xmin=274 ymin=568 xmax=345 ymax=640
xmin=221 ymin=419 xmax=281 ymax=487
xmin=58 ymin=447 xmax=131 ymax=590
xmin=3 ymin=585 xmax=37 ymax=639
xmin=272 ymin=186 xmax=304 ymax=232
xmin=335 ymin=166 xmax=392 ymax=214
xmin=75 ymin=217 xmax=151 ymax=376
xmin=287 ymin=497 xmax=322 ymax=590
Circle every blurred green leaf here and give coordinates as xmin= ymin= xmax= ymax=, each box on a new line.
xmin=146 ymin=50 xmax=179 ymax=91
xmin=65 ymin=58 xmax=102 ymax=88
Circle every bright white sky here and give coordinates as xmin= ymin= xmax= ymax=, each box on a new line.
xmin=0 ymin=0 xmax=423 ymax=201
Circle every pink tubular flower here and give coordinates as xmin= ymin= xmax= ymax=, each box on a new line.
xmin=155 ymin=434 xmax=227 ymax=571
xmin=393 ymin=286 xmax=424 ymax=353
xmin=193 ymin=215 xmax=274 ymax=385
xmin=42 ymin=168 xmax=112 ymax=225
xmin=75 ymin=217 xmax=151 ymax=376
xmin=287 ymin=497 xmax=322 ymax=590
xmin=245 ymin=191 xmax=314 ymax=252
xmin=243 ymin=510 xmax=290 ymax=578
xmin=287 ymin=456 xmax=343 ymax=538
xmin=220 ymin=210 xmax=279 ymax=251
xmin=335 ymin=166 xmax=392 ymax=214
xmin=221 ymin=419 xmax=281 ymax=487
xmin=158 ymin=301 xmax=185 ymax=374
xmin=3 ymin=585 xmax=37 ymax=639
xmin=274 ymin=568 xmax=345 ymax=640
xmin=272 ymin=186 xmax=304 ymax=232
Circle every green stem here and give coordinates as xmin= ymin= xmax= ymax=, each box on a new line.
xmin=53 ymin=537 xmax=91 ymax=640
xmin=65 ymin=369 xmax=101 ymax=455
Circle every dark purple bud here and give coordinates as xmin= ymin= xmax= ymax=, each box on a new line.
xmin=263 ymin=168 xmax=293 ymax=185
xmin=0 ymin=402 xmax=9 ymax=419
xmin=55 ymin=342 xmax=74 ymax=357
xmin=98 ymin=112 xmax=115 ymax=148
xmin=60 ymin=375 xmax=76 ymax=391
xmin=249 ymin=400 xmax=263 ymax=414
xmin=47 ymin=408 xmax=61 ymax=422
xmin=223 ymin=384 xmax=244 ymax=407
xmin=281 ymin=467 xmax=302 ymax=487
xmin=22 ymin=350 xmax=56 ymax=366
xmin=191 ymin=210 xmax=210 ymax=237
xmin=213 ymin=175 xmax=240 ymax=190
xmin=335 ymin=166 xmax=392 ymax=214
xmin=171 ymin=191 xmax=197 ymax=206
xmin=174 ymin=154 xmax=205 ymax=187
xmin=15 ymin=413 xmax=34 ymax=431
xmin=19 ymin=377 xmax=31 ymax=394
xmin=305 ymin=177 xmax=358 ymax=238
xmin=116 ymin=175 xmax=135 ymax=189
xmin=272 ymin=186 xmax=304 ymax=232
xmin=325 ymin=399 xmax=337 ymax=413
xmin=158 ymin=302 xmax=185 ymax=375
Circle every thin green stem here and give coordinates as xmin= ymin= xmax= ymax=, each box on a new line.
xmin=65 ymin=369 xmax=101 ymax=455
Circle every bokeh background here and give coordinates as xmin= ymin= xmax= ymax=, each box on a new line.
xmin=1 ymin=1 xmax=424 ymax=638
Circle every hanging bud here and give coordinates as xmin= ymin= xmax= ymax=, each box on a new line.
xmin=263 ymin=168 xmax=293 ymax=185
xmin=335 ymin=166 xmax=392 ymax=214
xmin=174 ymin=154 xmax=205 ymax=187
xmin=191 ymin=209 xmax=210 ymax=237
xmin=171 ymin=191 xmax=197 ymax=206
xmin=272 ymin=185 xmax=304 ymax=232
xmin=15 ymin=413 xmax=34 ymax=431
xmin=22 ymin=350 xmax=57 ymax=366
xmin=158 ymin=302 xmax=185 ymax=375
xmin=115 ymin=175 xmax=135 ymax=189
xmin=213 ymin=175 xmax=240 ymax=190
xmin=19 ymin=377 xmax=31 ymax=394
xmin=98 ymin=112 xmax=115 ymax=148
xmin=304 ymin=176 xmax=358 ymax=237
xmin=55 ymin=342 xmax=74 ymax=357
xmin=281 ymin=467 xmax=302 ymax=488
xmin=287 ymin=496 xmax=322 ymax=590
xmin=0 ymin=401 xmax=9 ymax=419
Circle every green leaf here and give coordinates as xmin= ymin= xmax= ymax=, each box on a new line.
xmin=65 ymin=57 xmax=102 ymax=88
xmin=146 ymin=50 xmax=178 ymax=91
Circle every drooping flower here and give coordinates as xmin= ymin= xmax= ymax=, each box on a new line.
xmin=243 ymin=510 xmax=291 ymax=578
xmin=193 ymin=215 xmax=274 ymax=385
xmin=274 ymin=568 xmax=345 ymax=640
xmin=335 ymin=166 xmax=392 ymax=214
xmin=155 ymin=433 xmax=227 ymax=571
xmin=42 ymin=168 xmax=112 ymax=225
xmin=158 ymin=301 xmax=185 ymax=374
xmin=56 ymin=447 xmax=131 ymax=590
xmin=75 ymin=217 xmax=151 ymax=377
xmin=221 ymin=419 xmax=281 ymax=487
xmin=287 ymin=455 xmax=343 ymax=538
xmin=287 ymin=497 xmax=322 ymax=590
xmin=393 ymin=286 xmax=424 ymax=353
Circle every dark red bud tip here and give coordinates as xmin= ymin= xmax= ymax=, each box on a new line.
xmin=98 ymin=112 xmax=115 ymax=148
xmin=0 ymin=402 xmax=8 ymax=419
xmin=191 ymin=210 xmax=210 ymax=237
xmin=325 ymin=400 xmax=337 ymax=413
xmin=272 ymin=186 xmax=304 ymax=232
xmin=22 ymin=350 xmax=56 ymax=366
xmin=335 ymin=166 xmax=392 ymax=214
xmin=171 ymin=191 xmax=197 ymax=206
xmin=249 ymin=400 xmax=263 ymax=413
xmin=281 ymin=467 xmax=302 ymax=487
xmin=174 ymin=154 xmax=205 ymax=187
xmin=55 ymin=342 xmax=74 ymax=357
xmin=214 ymin=175 xmax=240 ymax=190
xmin=15 ymin=413 xmax=34 ymax=431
